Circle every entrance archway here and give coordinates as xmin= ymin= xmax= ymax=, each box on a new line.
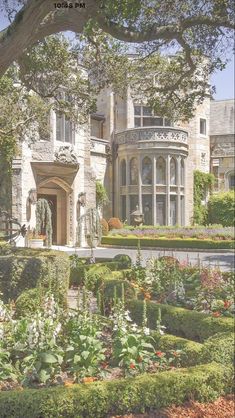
xmin=37 ymin=177 xmax=72 ymax=245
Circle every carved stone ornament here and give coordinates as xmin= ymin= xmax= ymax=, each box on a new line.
xmin=54 ymin=145 xmax=78 ymax=165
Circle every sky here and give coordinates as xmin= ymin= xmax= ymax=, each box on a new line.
xmin=0 ymin=14 xmax=234 ymax=100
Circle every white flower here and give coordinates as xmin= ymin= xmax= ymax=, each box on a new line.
xmin=143 ymin=327 xmax=150 ymax=336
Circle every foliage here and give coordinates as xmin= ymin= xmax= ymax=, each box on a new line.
xmin=101 ymin=236 xmax=234 ymax=249
xmin=85 ymin=265 xmax=112 ymax=292
xmin=0 ymin=363 xmax=232 ymax=418
xmin=96 ymin=181 xmax=109 ymax=209
xmin=113 ymin=254 xmax=132 ymax=269
xmin=0 ymin=249 xmax=70 ymax=304
xmin=127 ymin=300 xmax=234 ymax=342
xmin=100 ymin=218 xmax=109 ymax=236
xmin=200 ymin=332 xmax=234 ymax=366
xmin=208 ymin=191 xmax=235 ymax=226
xmin=15 ymin=288 xmax=43 ymax=318
xmin=108 ymin=218 xmax=123 ymax=230
xmin=35 ymin=198 xmax=53 ymax=247
xmin=193 ymin=170 xmax=215 ymax=225
xmin=108 ymin=225 xmax=234 ymax=240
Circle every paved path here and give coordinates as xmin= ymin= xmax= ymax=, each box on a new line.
xmin=52 ymin=246 xmax=234 ymax=271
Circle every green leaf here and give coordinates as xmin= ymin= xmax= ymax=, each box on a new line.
xmin=40 ymin=352 xmax=58 ymax=364
xmin=81 ymin=351 xmax=90 ymax=360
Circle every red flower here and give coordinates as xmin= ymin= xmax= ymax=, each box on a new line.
xmin=155 ymin=351 xmax=164 ymax=358
xmin=224 ymin=300 xmax=231 ymax=309
xmin=100 ymin=362 xmax=108 ymax=369
xmin=212 ymin=311 xmax=221 ymax=317
xmin=130 ymin=363 xmax=136 ymax=369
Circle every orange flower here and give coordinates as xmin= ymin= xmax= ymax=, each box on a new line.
xmin=64 ymin=381 xmax=74 ymax=387
xmin=130 ymin=363 xmax=136 ymax=369
xmin=212 ymin=311 xmax=221 ymax=317
xmin=155 ymin=351 xmax=164 ymax=358
xmin=144 ymin=292 xmax=151 ymax=300
xmin=82 ymin=377 xmax=96 ymax=384
xmin=173 ymin=351 xmax=179 ymax=357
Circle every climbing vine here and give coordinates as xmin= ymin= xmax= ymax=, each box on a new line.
xmin=35 ymin=198 xmax=53 ymax=247
xmin=96 ymin=181 xmax=109 ymax=209
xmin=193 ymin=170 xmax=215 ymax=225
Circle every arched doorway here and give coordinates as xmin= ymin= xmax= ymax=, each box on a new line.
xmin=37 ymin=177 xmax=72 ymax=245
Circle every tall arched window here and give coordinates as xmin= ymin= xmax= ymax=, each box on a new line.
xmin=130 ymin=157 xmax=138 ymax=185
xmin=156 ymin=157 xmax=166 ymax=184
xmin=180 ymin=158 xmax=184 ymax=186
xmin=170 ymin=157 xmax=177 ymax=185
xmin=120 ymin=159 xmax=126 ymax=186
xmin=142 ymin=157 xmax=152 ymax=184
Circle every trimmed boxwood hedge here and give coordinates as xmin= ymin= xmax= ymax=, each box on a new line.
xmin=0 ymin=363 xmax=232 ymax=418
xmin=153 ymin=333 xmax=203 ymax=367
xmin=101 ymin=236 xmax=235 ymax=249
xmin=70 ymin=261 xmax=129 ymax=286
xmin=0 ymin=248 xmax=70 ymax=305
xmin=128 ymin=300 xmax=234 ymax=342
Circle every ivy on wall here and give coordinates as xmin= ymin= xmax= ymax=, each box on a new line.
xmin=96 ymin=181 xmax=109 ymax=209
xmin=193 ymin=170 xmax=215 ymax=225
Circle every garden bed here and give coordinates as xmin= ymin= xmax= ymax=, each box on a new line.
xmin=0 ymin=251 xmax=234 ymax=417
xmin=101 ymin=236 xmax=235 ymax=250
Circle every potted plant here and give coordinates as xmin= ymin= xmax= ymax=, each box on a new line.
xmin=27 ymin=229 xmax=46 ymax=248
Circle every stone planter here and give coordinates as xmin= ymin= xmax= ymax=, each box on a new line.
xmin=28 ymin=239 xmax=44 ymax=248
xmin=86 ymin=236 xmax=99 ymax=248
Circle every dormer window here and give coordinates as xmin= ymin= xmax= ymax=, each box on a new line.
xmin=134 ymin=105 xmax=172 ymax=128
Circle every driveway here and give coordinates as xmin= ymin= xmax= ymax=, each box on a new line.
xmin=52 ymin=246 xmax=234 ymax=271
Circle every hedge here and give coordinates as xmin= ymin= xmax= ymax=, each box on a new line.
xmin=0 ymin=363 xmax=232 ymax=418
xmin=208 ymin=191 xmax=235 ymax=227
xmin=70 ymin=261 xmax=129 ymax=286
xmin=128 ymin=300 xmax=234 ymax=342
xmin=101 ymin=236 xmax=235 ymax=249
xmin=153 ymin=333 xmax=203 ymax=367
xmin=0 ymin=248 xmax=70 ymax=305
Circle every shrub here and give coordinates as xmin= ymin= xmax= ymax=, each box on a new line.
xmin=108 ymin=217 xmax=123 ymax=230
xmin=101 ymin=278 xmax=136 ymax=310
xmin=100 ymin=218 xmax=109 ymax=236
xmin=101 ymin=236 xmax=234 ymax=249
xmin=127 ymin=300 xmax=234 ymax=342
xmin=113 ymin=254 xmax=132 ymax=269
xmin=152 ymin=333 xmax=203 ymax=367
xmin=208 ymin=191 xmax=235 ymax=226
xmin=85 ymin=265 xmax=112 ymax=292
xmin=200 ymin=332 xmax=234 ymax=365
xmin=0 ymin=248 xmax=70 ymax=305
xmin=15 ymin=288 xmax=43 ymax=318
xmin=0 ymin=242 xmax=11 ymax=255
xmin=0 ymin=363 xmax=232 ymax=418
xmin=70 ymin=261 xmax=130 ymax=287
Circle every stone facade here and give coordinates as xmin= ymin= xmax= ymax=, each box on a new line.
xmin=210 ymin=100 xmax=235 ymax=192
xmin=1 ymin=92 xmax=234 ymax=246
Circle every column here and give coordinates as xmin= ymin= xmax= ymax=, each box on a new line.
xmin=126 ymin=156 xmax=130 ymax=224
xmin=177 ymin=156 xmax=181 ymax=225
xmin=166 ymin=155 xmax=171 ymax=225
xmin=153 ymin=155 xmax=156 ymax=225
xmin=138 ymin=154 xmax=142 ymax=212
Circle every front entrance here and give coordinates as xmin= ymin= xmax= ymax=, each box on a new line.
xmin=37 ymin=194 xmax=57 ymax=244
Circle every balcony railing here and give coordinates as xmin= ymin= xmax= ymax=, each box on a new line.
xmin=115 ymin=126 xmax=188 ymax=145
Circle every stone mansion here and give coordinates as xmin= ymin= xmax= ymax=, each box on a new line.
xmin=1 ymin=88 xmax=234 ymax=246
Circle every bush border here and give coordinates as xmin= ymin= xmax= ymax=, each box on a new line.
xmin=101 ymin=236 xmax=235 ymax=249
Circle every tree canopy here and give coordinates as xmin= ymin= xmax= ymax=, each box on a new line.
xmin=0 ymin=1 xmax=234 ymax=162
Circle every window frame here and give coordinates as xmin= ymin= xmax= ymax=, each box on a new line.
xmin=199 ymin=118 xmax=207 ymax=136
xmin=134 ymin=104 xmax=172 ymax=128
